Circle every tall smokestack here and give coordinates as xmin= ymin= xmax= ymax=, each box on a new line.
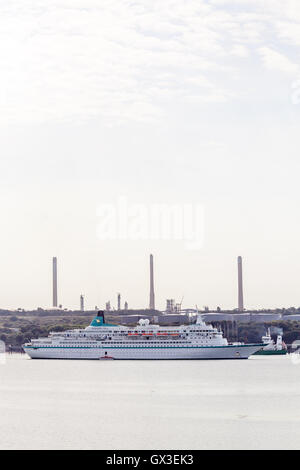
xmin=80 ymin=294 xmax=84 ymax=312
xmin=53 ymin=257 xmax=58 ymax=307
xmin=149 ymin=254 xmax=155 ymax=310
xmin=237 ymin=256 xmax=244 ymax=311
xmin=117 ymin=293 xmax=121 ymax=311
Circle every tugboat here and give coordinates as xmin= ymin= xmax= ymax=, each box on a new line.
xmin=254 ymin=329 xmax=287 ymax=355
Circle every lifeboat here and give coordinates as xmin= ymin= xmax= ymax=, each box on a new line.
xmin=157 ymin=332 xmax=179 ymax=336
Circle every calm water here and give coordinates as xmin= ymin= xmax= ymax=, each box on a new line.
xmin=0 ymin=354 xmax=300 ymax=449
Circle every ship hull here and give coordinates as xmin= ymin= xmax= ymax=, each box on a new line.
xmin=254 ymin=348 xmax=287 ymax=356
xmin=24 ymin=344 xmax=262 ymax=360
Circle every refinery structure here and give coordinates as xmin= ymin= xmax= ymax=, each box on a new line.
xmin=52 ymin=257 xmax=58 ymax=308
xmin=37 ymin=253 xmax=300 ymax=327
xmin=50 ymin=253 xmax=246 ymax=315
xmin=149 ymin=254 xmax=155 ymax=310
xmin=238 ymin=256 xmax=244 ymax=311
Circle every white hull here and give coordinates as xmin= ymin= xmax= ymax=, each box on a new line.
xmin=24 ymin=344 xmax=261 ymax=360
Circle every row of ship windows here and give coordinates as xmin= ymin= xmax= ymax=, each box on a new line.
xmin=37 ymin=341 xmax=212 ymax=346
xmin=63 ymin=332 xmax=214 ymax=338
xmin=108 ymin=342 xmax=214 ymax=345
xmin=62 ymin=329 xmax=213 ymax=335
xmin=50 ymin=341 xmax=220 ymax=346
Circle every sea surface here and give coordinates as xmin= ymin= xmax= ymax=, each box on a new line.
xmin=0 ymin=354 xmax=300 ymax=450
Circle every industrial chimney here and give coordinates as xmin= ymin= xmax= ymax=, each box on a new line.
xmin=117 ymin=293 xmax=121 ymax=311
xmin=237 ymin=256 xmax=244 ymax=311
xmin=80 ymin=294 xmax=84 ymax=312
xmin=149 ymin=254 xmax=155 ymax=310
xmin=53 ymin=257 xmax=58 ymax=308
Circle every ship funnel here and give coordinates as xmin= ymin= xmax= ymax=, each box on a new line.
xmin=97 ymin=310 xmax=105 ymax=323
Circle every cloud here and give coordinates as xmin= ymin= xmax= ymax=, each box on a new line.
xmin=0 ymin=0 xmax=299 ymax=125
xmin=258 ymin=47 xmax=299 ymax=75
xmin=231 ymin=44 xmax=249 ymax=57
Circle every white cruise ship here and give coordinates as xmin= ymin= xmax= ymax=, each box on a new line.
xmin=23 ymin=311 xmax=263 ymax=360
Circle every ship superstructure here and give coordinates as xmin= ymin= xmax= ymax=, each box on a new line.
xmin=23 ymin=311 xmax=263 ymax=360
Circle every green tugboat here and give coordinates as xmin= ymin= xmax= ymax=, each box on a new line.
xmin=254 ymin=329 xmax=287 ymax=356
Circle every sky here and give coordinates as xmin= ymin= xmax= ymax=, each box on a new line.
xmin=0 ymin=0 xmax=300 ymax=311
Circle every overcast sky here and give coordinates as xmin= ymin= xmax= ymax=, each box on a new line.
xmin=1 ymin=0 xmax=300 ymax=311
